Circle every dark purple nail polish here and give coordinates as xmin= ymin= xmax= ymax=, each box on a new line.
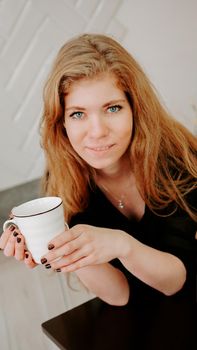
xmin=25 ymin=253 xmax=29 ymax=259
xmin=45 ymin=264 xmax=51 ymax=269
xmin=41 ymin=257 xmax=47 ymax=264
xmin=56 ymin=268 xmax=61 ymax=272
xmin=9 ymin=225 xmax=16 ymax=232
xmin=17 ymin=237 xmax=21 ymax=243
xmin=48 ymin=244 xmax=55 ymax=250
xmin=13 ymin=231 xmax=18 ymax=237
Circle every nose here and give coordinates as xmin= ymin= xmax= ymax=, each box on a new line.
xmin=88 ymin=114 xmax=109 ymax=139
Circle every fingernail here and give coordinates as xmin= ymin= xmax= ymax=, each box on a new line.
xmin=41 ymin=257 xmax=47 ymax=264
xmin=17 ymin=237 xmax=21 ymax=243
xmin=9 ymin=225 xmax=16 ymax=232
xmin=25 ymin=253 xmax=29 ymax=259
xmin=48 ymin=244 xmax=55 ymax=250
xmin=56 ymin=268 xmax=61 ymax=272
xmin=13 ymin=231 xmax=18 ymax=237
xmin=45 ymin=264 xmax=51 ymax=269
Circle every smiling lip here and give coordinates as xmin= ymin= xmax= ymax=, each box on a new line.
xmin=86 ymin=144 xmax=114 ymax=152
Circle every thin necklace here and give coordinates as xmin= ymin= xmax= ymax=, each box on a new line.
xmin=99 ymin=184 xmax=128 ymax=210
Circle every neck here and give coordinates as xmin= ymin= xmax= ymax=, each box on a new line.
xmin=96 ymin=166 xmax=136 ymax=197
xmin=96 ymin=155 xmax=133 ymax=182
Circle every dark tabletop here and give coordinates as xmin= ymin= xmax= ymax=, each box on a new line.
xmin=42 ymin=293 xmax=196 ymax=350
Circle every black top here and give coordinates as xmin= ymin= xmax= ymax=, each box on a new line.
xmin=70 ymin=187 xmax=197 ymax=301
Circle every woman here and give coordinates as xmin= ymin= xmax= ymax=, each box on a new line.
xmin=0 ymin=34 xmax=196 ymax=305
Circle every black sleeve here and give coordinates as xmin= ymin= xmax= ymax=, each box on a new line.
xmin=150 ymin=189 xmax=197 ymax=298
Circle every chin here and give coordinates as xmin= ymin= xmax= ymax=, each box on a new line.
xmin=86 ymin=159 xmax=119 ymax=171
xmin=83 ymin=158 xmax=109 ymax=169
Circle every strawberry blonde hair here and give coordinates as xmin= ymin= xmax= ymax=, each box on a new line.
xmin=40 ymin=33 xmax=197 ymax=222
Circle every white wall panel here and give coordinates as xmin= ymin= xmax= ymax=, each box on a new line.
xmin=116 ymin=0 xmax=197 ymax=134
xmin=0 ymin=0 xmax=26 ymax=37
xmin=75 ymin=0 xmax=100 ymax=19
xmin=0 ymin=0 xmax=126 ymax=190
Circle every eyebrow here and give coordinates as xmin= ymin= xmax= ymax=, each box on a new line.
xmin=65 ymin=99 xmax=126 ymax=112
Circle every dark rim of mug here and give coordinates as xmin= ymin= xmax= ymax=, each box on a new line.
xmin=12 ymin=200 xmax=63 ymax=218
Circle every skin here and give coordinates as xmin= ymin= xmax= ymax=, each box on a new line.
xmin=0 ymin=73 xmax=187 ymax=305
xmin=64 ymin=73 xmax=133 ymax=173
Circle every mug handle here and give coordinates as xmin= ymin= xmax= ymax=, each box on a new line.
xmin=3 ymin=219 xmax=18 ymax=232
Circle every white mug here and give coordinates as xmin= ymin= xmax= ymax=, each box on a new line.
xmin=3 ymin=196 xmax=67 ymax=264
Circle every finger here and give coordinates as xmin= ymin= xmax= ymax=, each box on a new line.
xmin=0 ymin=225 xmax=17 ymax=249
xmin=24 ymin=251 xmax=38 ymax=269
xmin=47 ymin=226 xmax=82 ymax=251
xmin=3 ymin=236 xmax=15 ymax=256
xmin=50 ymin=248 xmax=88 ymax=270
xmin=3 ymin=228 xmax=20 ymax=256
xmin=42 ymin=234 xmax=83 ymax=264
xmin=14 ymin=234 xmax=25 ymax=261
xmin=60 ymin=255 xmax=93 ymax=273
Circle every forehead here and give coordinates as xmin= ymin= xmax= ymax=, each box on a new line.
xmin=64 ymin=73 xmax=124 ymax=105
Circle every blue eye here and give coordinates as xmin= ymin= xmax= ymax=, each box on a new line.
xmin=108 ymin=105 xmax=122 ymax=113
xmin=70 ymin=111 xmax=84 ymax=119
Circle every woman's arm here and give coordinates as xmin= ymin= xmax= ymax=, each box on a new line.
xmin=73 ymin=232 xmax=186 ymax=299
xmin=43 ymin=224 xmax=186 ymax=297
xmin=119 ymin=234 xmax=186 ymax=295
xmin=74 ymin=263 xmax=130 ymax=306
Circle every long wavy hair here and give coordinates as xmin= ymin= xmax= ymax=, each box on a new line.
xmin=40 ymin=33 xmax=197 ymax=223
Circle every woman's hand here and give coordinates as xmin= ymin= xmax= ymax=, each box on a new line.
xmin=41 ymin=224 xmax=128 ymax=272
xmin=0 ymin=225 xmax=37 ymax=269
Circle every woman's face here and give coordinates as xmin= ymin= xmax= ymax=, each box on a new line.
xmin=64 ymin=73 xmax=133 ymax=174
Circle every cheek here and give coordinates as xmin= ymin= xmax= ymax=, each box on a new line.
xmin=123 ymin=131 xmax=132 ymax=148
xmin=119 ymin=125 xmax=133 ymax=149
xmin=65 ymin=124 xmax=79 ymax=144
xmin=65 ymin=128 xmax=85 ymax=157
xmin=120 ymin=122 xmax=133 ymax=141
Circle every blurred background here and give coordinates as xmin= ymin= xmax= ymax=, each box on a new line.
xmin=0 ymin=1 xmax=197 ymax=349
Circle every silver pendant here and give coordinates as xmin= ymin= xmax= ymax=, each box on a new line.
xmin=118 ymin=200 xmax=124 ymax=209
